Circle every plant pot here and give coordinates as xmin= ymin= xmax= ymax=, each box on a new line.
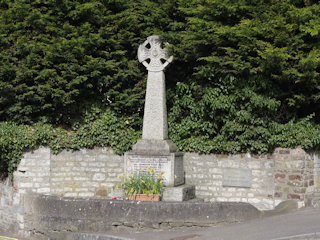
xmin=128 ymin=194 xmax=161 ymax=201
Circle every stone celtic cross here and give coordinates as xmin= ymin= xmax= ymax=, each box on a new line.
xmin=138 ymin=35 xmax=173 ymax=72
xmin=138 ymin=35 xmax=173 ymax=140
xmin=125 ymin=36 xmax=183 ymax=188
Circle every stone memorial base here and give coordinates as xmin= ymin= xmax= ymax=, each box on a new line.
xmin=162 ymin=185 xmax=195 ymax=202
xmin=125 ymin=139 xmax=184 ymax=187
xmin=125 ymin=152 xmax=184 ymax=187
xmin=125 ymin=139 xmax=195 ymax=200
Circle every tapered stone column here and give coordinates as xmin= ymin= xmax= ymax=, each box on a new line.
xmin=142 ymin=70 xmax=167 ymax=140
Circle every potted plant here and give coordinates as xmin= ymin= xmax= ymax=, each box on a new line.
xmin=122 ymin=167 xmax=164 ymax=201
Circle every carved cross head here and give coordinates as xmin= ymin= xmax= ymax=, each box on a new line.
xmin=138 ymin=35 xmax=173 ymax=72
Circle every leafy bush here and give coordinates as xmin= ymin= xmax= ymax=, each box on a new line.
xmin=1 ymin=0 xmax=320 ymax=125
xmin=0 ymin=109 xmax=140 ymax=178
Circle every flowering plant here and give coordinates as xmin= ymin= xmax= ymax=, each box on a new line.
xmin=122 ymin=167 xmax=164 ymax=196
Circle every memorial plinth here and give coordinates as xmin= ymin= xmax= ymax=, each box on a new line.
xmin=124 ymin=35 xmax=184 ymax=188
xmin=124 ymin=151 xmax=184 ymax=187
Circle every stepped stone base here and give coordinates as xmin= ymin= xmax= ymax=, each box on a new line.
xmin=132 ymin=139 xmax=177 ymax=153
xmin=162 ymin=185 xmax=195 ymax=202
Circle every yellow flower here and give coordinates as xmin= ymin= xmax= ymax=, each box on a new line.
xmin=150 ymin=168 xmax=154 ymax=173
xmin=141 ymin=180 xmax=145 ymax=183
xmin=158 ymin=176 xmax=162 ymax=179
xmin=141 ymin=168 xmax=145 ymax=172
xmin=130 ymin=187 xmax=134 ymax=193
xmin=174 ymin=175 xmax=177 ymax=179
xmin=116 ymin=185 xmax=119 ymax=190
xmin=161 ymin=170 xmax=165 ymax=175
xmin=160 ymin=181 xmax=162 ymax=184
xmin=129 ymin=177 xmax=132 ymax=181
xmin=125 ymin=120 xmax=130 ymax=124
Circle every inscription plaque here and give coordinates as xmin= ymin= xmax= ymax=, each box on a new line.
xmin=125 ymin=153 xmax=184 ymax=187
xmin=127 ymin=156 xmax=171 ymax=183
xmin=223 ymin=168 xmax=252 ymax=188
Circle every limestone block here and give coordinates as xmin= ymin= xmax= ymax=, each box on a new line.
xmin=18 ymin=183 xmax=33 ymax=188
xmin=73 ymin=177 xmax=88 ymax=181
xmin=107 ymin=162 xmax=120 ymax=168
xmin=162 ymin=185 xmax=195 ymax=202
xmin=92 ymin=173 xmax=105 ymax=181
xmin=75 ymin=188 xmax=89 ymax=192
xmin=64 ymin=193 xmax=77 ymax=197
xmin=37 ymin=188 xmax=50 ymax=193
xmin=88 ymin=162 xmax=105 ymax=167
xmin=78 ymin=192 xmax=94 ymax=197
xmin=86 ymin=168 xmax=100 ymax=172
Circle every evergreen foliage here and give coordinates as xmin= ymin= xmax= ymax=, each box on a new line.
xmin=1 ymin=0 xmax=320 ymax=174
xmin=0 ymin=110 xmax=140 ymax=177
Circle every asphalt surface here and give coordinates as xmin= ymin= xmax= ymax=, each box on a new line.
xmin=1 ymin=207 xmax=320 ymax=240
xmin=103 ymin=207 xmax=320 ymax=240
xmin=0 ymin=233 xmax=26 ymax=240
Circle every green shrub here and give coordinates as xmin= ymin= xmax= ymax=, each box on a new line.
xmin=0 ymin=109 xmax=141 ymax=178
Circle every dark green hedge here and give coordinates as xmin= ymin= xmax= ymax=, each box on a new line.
xmin=1 ymin=0 xmax=320 ymax=174
xmin=0 ymin=110 xmax=141 ymax=175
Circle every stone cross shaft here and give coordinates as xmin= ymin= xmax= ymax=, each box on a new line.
xmin=138 ymin=35 xmax=173 ymax=140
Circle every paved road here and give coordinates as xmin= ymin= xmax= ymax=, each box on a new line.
xmin=2 ymin=208 xmax=320 ymax=240
xmin=0 ymin=233 xmax=26 ymax=240
xmin=0 ymin=230 xmax=37 ymax=240
xmin=105 ymin=208 xmax=320 ymax=240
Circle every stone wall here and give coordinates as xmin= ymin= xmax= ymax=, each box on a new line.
xmin=184 ymin=148 xmax=315 ymax=210
xmin=0 ymin=147 xmax=319 ymax=237
xmin=273 ymin=148 xmax=314 ymax=205
xmin=50 ymin=148 xmax=123 ymax=198
xmin=184 ymin=153 xmax=275 ymax=210
xmin=14 ymin=147 xmax=51 ymax=195
xmin=14 ymin=147 xmax=124 ymax=199
xmin=0 ymin=178 xmax=23 ymax=232
xmin=8 ymin=147 xmax=319 ymax=210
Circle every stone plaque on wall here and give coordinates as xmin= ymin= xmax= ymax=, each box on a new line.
xmin=223 ymin=168 xmax=252 ymax=188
